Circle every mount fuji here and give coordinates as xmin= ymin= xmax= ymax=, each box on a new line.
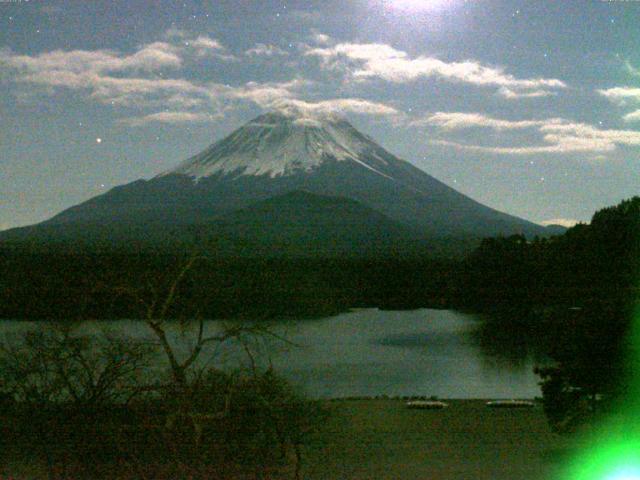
xmin=1 ymin=111 xmax=552 ymax=255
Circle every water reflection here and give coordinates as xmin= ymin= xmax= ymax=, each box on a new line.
xmin=470 ymin=312 xmax=551 ymax=368
xmin=0 ymin=309 xmax=543 ymax=399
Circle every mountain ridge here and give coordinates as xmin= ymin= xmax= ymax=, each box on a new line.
xmin=0 ymin=111 xmax=558 ymax=256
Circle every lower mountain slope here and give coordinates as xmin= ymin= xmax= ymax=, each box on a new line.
xmin=206 ymin=190 xmax=429 ymax=257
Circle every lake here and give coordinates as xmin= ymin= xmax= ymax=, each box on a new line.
xmin=0 ymin=309 xmax=542 ymax=399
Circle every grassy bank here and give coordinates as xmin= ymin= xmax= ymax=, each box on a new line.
xmin=302 ymin=399 xmax=570 ymax=480
xmin=1 ymin=399 xmax=576 ymax=479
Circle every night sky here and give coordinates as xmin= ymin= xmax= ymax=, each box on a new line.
xmin=1 ymin=0 xmax=639 ymax=231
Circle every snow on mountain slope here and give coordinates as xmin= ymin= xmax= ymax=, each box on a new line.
xmin=165 ymin=112 xmax=394 ymax=180
xmin=0 ymin=109 xmax=551 ymax=248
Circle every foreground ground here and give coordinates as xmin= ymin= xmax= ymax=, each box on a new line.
xmin=303 ymin=399 xmax=571 ymax=480
xmin=1 ymin=398 xmax=576 ymax=479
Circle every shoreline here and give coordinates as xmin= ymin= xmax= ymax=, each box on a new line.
xmin=325 ymin=396 xmax=540 ymax=401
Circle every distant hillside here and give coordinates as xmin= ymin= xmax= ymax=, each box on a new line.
xmin=208 ymin=190 xmax=426 ymax=257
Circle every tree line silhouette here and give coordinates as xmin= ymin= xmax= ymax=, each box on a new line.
xmin=1 ymin=196 xmax=639 ymax=432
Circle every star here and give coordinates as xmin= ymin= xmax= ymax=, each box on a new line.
xmin=96 ymin=138 xmax=102 ymax=144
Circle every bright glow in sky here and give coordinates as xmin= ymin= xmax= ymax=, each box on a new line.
xmin=606 ymin=469 xmax=640 ymax=480
xmin=384 ymin=0 xmax=454 ymax=11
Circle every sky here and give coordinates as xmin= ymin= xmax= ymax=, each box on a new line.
xmin=1 ymin=0 xmax=639 ymax=231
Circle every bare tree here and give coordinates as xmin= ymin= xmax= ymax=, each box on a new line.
xmin=0 ymin=323 xmax=151 ymax=406
xmin=0 ymin=323 xmax=153 ymax=479
xmin=103 ymin=253 xmax=324 ymax=480
xmin=111 ymin=255 xmax=289 ymax=453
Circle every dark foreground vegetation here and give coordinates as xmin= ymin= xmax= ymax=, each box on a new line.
xmin=0 ymin=322 xmax=325 ymax=479
xmin=0 ymin=248 xmax=457 ymax=320
xmin=1 ymin=196 xmax=639 ymax=443
xmin=461 ymin=197 xmax=640 ymax=433
xmin=2 ymin=202 xmax=637 ymax=324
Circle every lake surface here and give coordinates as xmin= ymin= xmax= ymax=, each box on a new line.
xmin=0 ymin=309 xmax=542 ymax=399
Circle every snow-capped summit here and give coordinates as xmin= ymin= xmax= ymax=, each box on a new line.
xmin=165 ymin=111 xmax=394 ymax=179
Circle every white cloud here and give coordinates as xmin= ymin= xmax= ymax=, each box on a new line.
xmin=433 ymin=137 xmax=616 ymax=155
xmin=189 ymin=36 xmax=237 ymax=61
xmin=625 ymin=61 xmax=640 ymax=77
xmin=310 ymin=33 xmax=331 ymax=45
xmin=245 ymin=43 xmax=289 ymax=57
xmin=497 ymin=86 xmax=556 ymax=99
xmin=13 ymin=67 xmax=213 ymax=108
xmin=0 ymin=37 xmax=401 ymax=127
xmin=539 ymin=122 xmax=640 ymax=146
xmin=220 ymin=76 xmax=400 ymax=119
xmin=598 ymin=87 xmax=640 ymax=104
xmin=427 ymin=112 xmax=640 ymax=155
xmin=412 ymin=111 xmax=561 ymax=130
xmin=0 ymin=43 xmax=182 ymax=74
xmin=598 ymin=85 xmax=640 ymax=122
xmin=623 ymin=109 xmax=640 ymax=123
xmin=225 ymin=79 xmax=309 ymax=107
xmin=273 ymin=98 xmax=400 ymax=118
xmin=118 ymin=111 xmax=221 ymax=126
xmin=190 ymin=36 xmax=224 ymax=51
xmin=0 ymin=36 xmax=236 ymax=110
xmin=541 ymin=218 xmax=581 ymax=228
xmin=304 ymin=42 xmax=567 ymax=97
xmin=123 ymin=42 xmax=183 ymax=71
xmin=215 ymin=76 xmax=400 ymax=121
xmin=0 ymin=31 xmax=233 ymax=82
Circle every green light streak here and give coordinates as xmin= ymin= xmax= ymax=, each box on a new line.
xmin=561 ymin=308 xmax=640 ymax=480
